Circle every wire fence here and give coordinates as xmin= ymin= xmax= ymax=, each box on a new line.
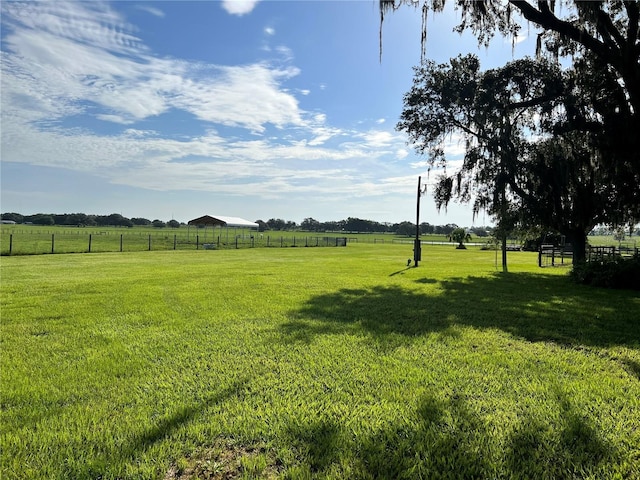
xmin=0 ymin=231 xmax=348 ymax=256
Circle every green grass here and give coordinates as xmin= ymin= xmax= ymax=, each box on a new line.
xmin=1 ymin=245 xmax=639 ymax=479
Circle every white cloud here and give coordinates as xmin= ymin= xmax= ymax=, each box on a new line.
xmin=0 ymin=1 xmax=421 ymax=206
xmin=96 ymin=114 xmax=134 ymax=125
xmin=358 ymin=130 xmax=396 ymax=148
xmin=170 ymin=64 xmax=304 ymax=132
xmin=2 ymin=1 xmax=145 ymax=56
xmin=395 ymin=148 xmax=409 ymax=159
xmin=275 ymin=45 xmax=294 ymax=61
xmin=137 ymin=5 xmax=165 ymax=18
xmin=264 ymin=26 xmax=275 ymax=35
xmin=221 ymin=0 xmax=260 ymax=16
xmin=1 ymin=2 xmax=306 ymax=131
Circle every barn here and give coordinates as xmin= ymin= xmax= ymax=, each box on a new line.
xmin=187 ymin=215 xmax=259 ymax=245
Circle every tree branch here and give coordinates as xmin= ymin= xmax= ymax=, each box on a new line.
xmin=509 ymin=0 xmax=619 ymax=68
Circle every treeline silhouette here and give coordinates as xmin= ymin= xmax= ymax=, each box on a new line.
xmin=1 ymin=212 xmax=492 ymax=237
xmin=0 ymin=212 xmax=179 ymax=229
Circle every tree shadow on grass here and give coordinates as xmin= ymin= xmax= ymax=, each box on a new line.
xmin=274 ymin=273 xmax=635 ymax=477
xmin=503 ymin=385 xmax=616 ymax=479
xmin=67 ymin=380 xmax=246 ymax=479
xmin=280 ymin=272 xmax=639 ymax=349
xmin=283 ymin=418 xmax=343 ymax=475
xmin=621 ymin=358 xmax=640 ymax=380
xmin=281 ymin=389 xmax=620 ymax=479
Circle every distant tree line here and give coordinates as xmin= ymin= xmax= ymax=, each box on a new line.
xmin=2 ymin=212 xmax=494 ymax=237
xmin=0 ymin=212 xmax=181 ymax=229
xmin=260 ymin=217 xmax=492 ymax=237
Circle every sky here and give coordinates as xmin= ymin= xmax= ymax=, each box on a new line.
xmin=1 ymin=0 xmax=538 ymax=226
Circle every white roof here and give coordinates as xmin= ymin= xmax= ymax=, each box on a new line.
xmin=212 ymin=215 xmax=258 ymax=228
xmin=188 ymin=215 xmax=258 ymax=228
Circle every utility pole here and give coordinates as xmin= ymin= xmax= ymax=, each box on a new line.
xmin=414 ymin=176 xmax=426 ymax=267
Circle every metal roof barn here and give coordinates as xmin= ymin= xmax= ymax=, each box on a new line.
xmin=187 ymin=215 xmax=258 ymax=228
xmin=187 ymin=215 xmax=258 ymax=247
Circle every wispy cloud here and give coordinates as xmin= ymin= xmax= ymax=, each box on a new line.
xmin=137 ymin=5 xmax=165 ymax=18
xmin=0 ymin=1 xmax=419 ymax=202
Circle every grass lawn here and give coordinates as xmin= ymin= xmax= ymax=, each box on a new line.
xmin=1 ymin=244 xmax=639 ymax=479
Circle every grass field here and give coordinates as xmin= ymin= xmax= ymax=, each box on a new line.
xmin=2 ymin=224 xmax=636 ymax=256
xmin=1 ymin=244 xmax=639 ymax=479
xmin=0 ymin=225 xmax=404 ymax=255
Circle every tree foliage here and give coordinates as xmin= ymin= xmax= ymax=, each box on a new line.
xmin=450 ymin=227 xmax=472 ymax=248
xmin=385 ymin=0 xmax=640 ymax=261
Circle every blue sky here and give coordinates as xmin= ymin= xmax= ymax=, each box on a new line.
xmin=1 ymin=1 xmax=537 ymax=225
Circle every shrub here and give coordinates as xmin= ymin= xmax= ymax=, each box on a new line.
xmin=570 ymin=256 xmax=640 ymax=290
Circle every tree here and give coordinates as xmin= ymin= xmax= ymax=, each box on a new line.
xmin=450 ymin=227 xmax=472 ymax=249
xmin=396 ymin=221 xmax=415 ymax=236
xmin=254 ymin=220 xmax=268 ymax=232
xmin=30 ymin=214 xmax=54 ymax=225
xmin=152 ymin=219 xmax=166 ymax=228
xmin=167 ymin=219 xmax=180 ymax=229
xmin=381 ymin=1 xmax=640 ymax=122
xmin=1 ymin=212 xmax=23 ymax=223
xmin=399 ymin=55 xmax=565 ymax=269
xmin=267 ymin=218 xmax=286 ymax=231
xmin=382 ymin=0 xmax=640 ymax=258
xmin=398 ymin=51 xmax=638 ymax=264
xmin=131 ymin=217 xmax=151 ymax=226
xmin=420 ymin=222 xmax=434 ymax=234
xmin=301 ymin=217 xmax=322 ymax=232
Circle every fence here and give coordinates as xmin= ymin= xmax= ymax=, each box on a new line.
xmin=538 ymin=244 xmax=573 ymax=267
xmin=0 ymin=231 xmax=347 ymax=256
xmin=537 ymin=244 xmax=640 ymax=267
xmin=587 ymin=245 xmax=639 ymax=261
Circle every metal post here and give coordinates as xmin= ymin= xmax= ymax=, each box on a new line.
xmin=414 ymin=176 xmax=424 ymax=267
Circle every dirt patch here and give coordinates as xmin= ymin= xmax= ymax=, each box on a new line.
xmin=164 ymin=438 xmax=284 ymax=480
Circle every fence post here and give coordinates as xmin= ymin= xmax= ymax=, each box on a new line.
xmin=88 ymin=234 xmax=92 ymax=253
xmin=9 ymin=234 xmax=13 ymax=255
xmin=196 ymin=235 xmax=199 ymax=250
xmin=236 ymin=236 xmax=238 ymax=249
xmin=120 ymin=234 xmax=123 ymax=253
xmin=148 ymin=235 xmax=152 ymax=251
xmin=51 ymin=234 xmax=54 ymax=254
xmin=174 ymin=235 xmax=177 ymax=250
